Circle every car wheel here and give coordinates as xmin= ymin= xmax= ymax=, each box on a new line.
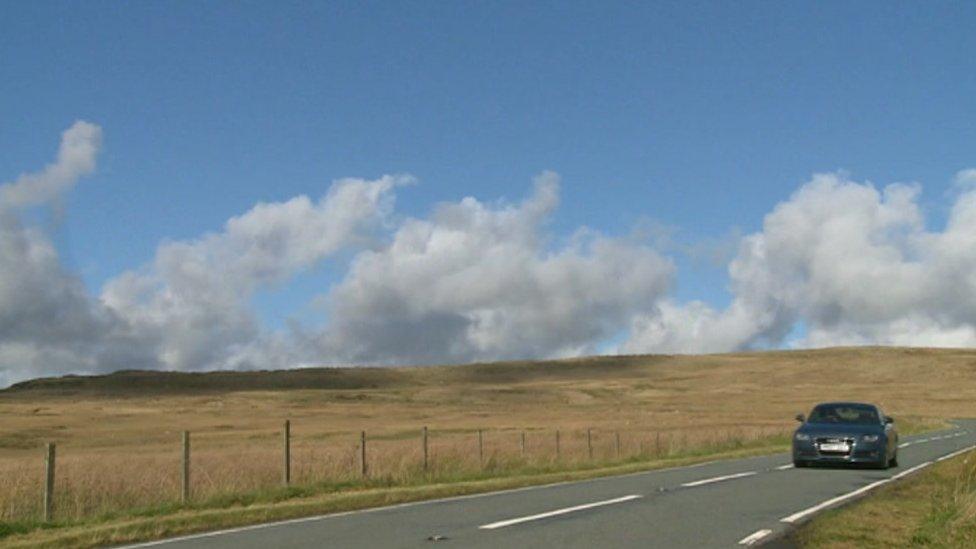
xmin=793 ymin=460 xmax=807 ymax=468
xmin=876 ymin=457 xmax=889 ymax=470
xmin=889 ymin=453 xmax=898 ymax=468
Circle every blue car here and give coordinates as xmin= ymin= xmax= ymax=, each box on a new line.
xmin=792 ymin=402 xmax=898 ymax=469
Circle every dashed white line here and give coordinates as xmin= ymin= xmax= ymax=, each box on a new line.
xmin=681 ymin=471 xmax=757 ymax=487
xmin=479 ymin=495 xmax=642 ymax=529
xmin=738 ymin=529 xmax=773 ymax=546
xmin=899 ymin=442 xmax=913 ymax=448
xmin=775 ymin=464 xmax=794 ymax=470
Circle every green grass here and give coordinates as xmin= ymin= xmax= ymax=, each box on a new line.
xmin=795 ymin=448 xmax=976 ymax=548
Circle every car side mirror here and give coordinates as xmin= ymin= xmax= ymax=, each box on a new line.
xmin=884 ymin=416 xmax=894 ymax=424
xmin=795 ymin=413 xmax=805 ymax=423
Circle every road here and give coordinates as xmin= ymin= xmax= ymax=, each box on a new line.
xmin=124 ymin=420 xmax=976 ymax=549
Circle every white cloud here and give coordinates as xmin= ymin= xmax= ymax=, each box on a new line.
xmin=316 ymin=172 xmax=675 ymax=364
xmin=0 ymin=121 xmax=102 ymax=209
xmin=4 ymin=122 xmax=976 ymax=388
xmin=623 ymin=171 xmax=976 ymax=353
xmin=0 ymin=121 xmax=157 ymax=388
xmin=100 ymin=175 xmax=408 ymax=371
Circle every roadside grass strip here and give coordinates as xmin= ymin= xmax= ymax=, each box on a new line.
xmin=780 ymin=443 xmax=976 ymax=526
xmin=478 ymin=495 xmax=642 ymax=529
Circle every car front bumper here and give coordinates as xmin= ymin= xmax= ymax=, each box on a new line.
xmin=793 ymin=438 xmax=887 ymax=465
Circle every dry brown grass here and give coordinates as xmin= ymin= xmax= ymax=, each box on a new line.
xmin=0 ymin=346 xmax=972 ymax=528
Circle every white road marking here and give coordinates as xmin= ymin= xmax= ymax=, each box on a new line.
xmin=118 ymin=454 xmax=731 ymax=547
xmin=780 ymin=452 xmax=966 ymax=525
xmin=478 ymin=495 xmax=642 ymax=529
xmin=918 ymin=438 xmax=930 ymax=443
xmin=776 ymin=464 xmax=794 ymax=470
xmin=890 ymin=462 xmax=933 ymax=480
xmin=936 ymin=445 xmax=976 ymax=462
xmin=681 ymin=471 xmax=757 ymax=487
xmin=780 ymin=478 xmax=891 ymax=523
xmin=738 ymin=529 xmax=773 ymax=546
xmin=899 ymin=442 xmax=912 ymax=448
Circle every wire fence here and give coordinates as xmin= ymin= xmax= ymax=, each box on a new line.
xmin=0 ymin=423 xmax=791 ymax=523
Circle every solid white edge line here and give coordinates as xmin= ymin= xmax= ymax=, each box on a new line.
xmin=936 ymin=444 xmax=976 ymax=462
xmin=780 ymin=478 xmax=891 ymax=524
xmin=738 ymin=528 xmax=773 ymax=546
xmin=681 ymin=471 xmax=757 ymax=487
xmin=778 ymin=446 xmax=976 ymax=526
xmin=776 ymin=464 xmax=794 ymax=470
xmin=478 ymin=494 xmax=642 ymax=530
xmin=890 ymin=461 xmax=933 ymax=481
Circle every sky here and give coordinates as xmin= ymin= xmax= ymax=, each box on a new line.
xmin=1 ymin=2 xmax=975 ymax=387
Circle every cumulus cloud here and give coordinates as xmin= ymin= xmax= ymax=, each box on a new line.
xmin=623 ymin=171 xmax=976 ymax=353
xmin=0 ymin=121 xmax=156 ymax=388
xmin=316 ymin=172 xmax=675 ymax=363
xmin=5 ymin=122 xmax=976 ymax=388
xmin=0 ymin=121 xmax=102 ymax=209
xmin=101 ymin=175 xmax=408 ymax=371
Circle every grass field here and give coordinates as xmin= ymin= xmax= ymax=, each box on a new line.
xmin=0 ymin=346 xmax=973 ymax=546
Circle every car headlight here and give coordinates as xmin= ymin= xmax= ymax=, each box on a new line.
xmin=862 ymin=434 xmax=880 ymax=442
xmin=795 ymin=433 xmax=810 ymax=441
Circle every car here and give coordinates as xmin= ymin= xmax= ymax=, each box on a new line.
xmin=792 ymin=401 xmax=898 ymax=469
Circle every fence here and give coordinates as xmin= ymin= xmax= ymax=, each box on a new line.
xmin=0 ymin=423 xmax=789 ymax=523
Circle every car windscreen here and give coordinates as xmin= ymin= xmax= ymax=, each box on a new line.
xmin=807 ymin=404 xmax=879 ymax=425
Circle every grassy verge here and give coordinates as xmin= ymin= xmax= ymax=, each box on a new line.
xmin=0 ymin=439 xmax=791 ymax=548
xmin=794 ymin=447 xmax=976 ymax=548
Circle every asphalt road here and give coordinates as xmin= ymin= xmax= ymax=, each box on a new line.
xmin=124 ymin=420 xmax=976 ymax=549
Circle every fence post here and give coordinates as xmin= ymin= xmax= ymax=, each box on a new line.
xmin=422 ymin=426 xmax=429 ymax=473
xmin=43 ymin=443 xmax=55 ymax=521
xmin=615 ymin=431 xmax=621 ymax=458
xmin=520 ymin=431 xmax=526 ymax=457
xmin=555 ymin=429 xmax=560 ymax=460
xmin=360 ymin=431 xmax=367 ymax=478
xmin=478 ymin=429 xmax=484 ymax=468
xmin=181 ymin=431 xmax=190 ymax=504
xmin=283 ymin=420 xmax=291 ymax=486
xmin=587 ymin=429 xmax=593 ymax=460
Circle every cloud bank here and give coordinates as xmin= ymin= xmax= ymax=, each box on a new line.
xmin=2 ymin=123 xmax=976 ymax=387
xmin=623 ymin=172 xmax=976 ymax=353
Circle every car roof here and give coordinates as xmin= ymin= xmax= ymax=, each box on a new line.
xmin=813 ymin=401 xmax=878 ymax=409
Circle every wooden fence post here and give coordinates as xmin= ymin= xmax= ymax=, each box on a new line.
xmin=555 ymin=429 xmax=560 ymax=460
xmin=422 ymin=426 xmax=429 ymax=472
xmin=181 ymin=431 xmax=190 ymax=504
xmin=43 ymin=443 xmax=55 ymax=522
xmin=478 ymin=429 xmax=484 ymax=468
xmin=283 ymin=420 xmax=291 ymax=486
xmin=587 ymin=429 xmax=593 ymax=460
xmin=615 ymin=431 xmax=621 ymax=458
xmin=520 ymin=431 xmax=526 ymax=457
xmin=360 ymin=431 xmax=367 ymax=478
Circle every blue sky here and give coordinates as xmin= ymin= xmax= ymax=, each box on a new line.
xmin=1 ymin=2 xmax=976 ymax=384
